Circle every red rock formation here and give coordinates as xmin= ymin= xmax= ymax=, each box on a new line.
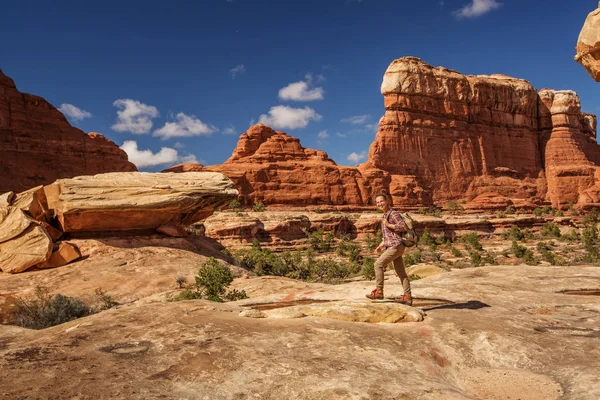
xmin=0 ymin=69 xmax=136 ymax=193
xmin=162 ymin=163 xmax=204 ymax=173
xmin=205 ymin=124 xmax=375 ymax=206
xmin=176 ymin=58 xmax=599 ymax=209
xmin=575 ymin=6 xmax=600 ymax=81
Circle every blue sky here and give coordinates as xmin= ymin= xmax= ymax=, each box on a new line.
xmin=1 ymin=0 xmax=598 ymax=170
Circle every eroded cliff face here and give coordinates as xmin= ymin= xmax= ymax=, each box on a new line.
xmin=0 ymin=69 xmax=136 ymax=193
xmin=205 ymin=124 xmax=375 ymax=206
xmin=359 ymin=57 xmax=547 ymax=207
xmin=182 ymin=58 xmax=600 ymax=209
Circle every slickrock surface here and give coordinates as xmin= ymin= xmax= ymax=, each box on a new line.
xmin=0 ymin=69 xmax=136 ymax=193
xmin=576 ymin=6 xmax=600 ymax=81
xmin=44 ymin=172 xmax=238 ymax=232
xmin=1 ymin=261 xmax=599 ymax=399
xmin=192 ymin=58 xmax=600 ymax=209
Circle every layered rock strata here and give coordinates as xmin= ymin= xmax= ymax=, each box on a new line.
xmin=205 ymin=124 xmax=373 ymax=205
xmin=0 ymin=69 xmax=136 ymax=193
xmin=575 ymin=5 xmax=600 ymax=81
xmin=45 ymin=172 xmax=238 ymax=232
xmin=199 ymin=58 xmax=599 ymax=209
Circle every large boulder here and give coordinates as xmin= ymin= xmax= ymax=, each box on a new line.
xmin=0 ymin=207 xmax=52 ymax=273
xmin=44 ymin=172 xmax=238 ymax=232
xmin=575 ymin=6 xmax=600 ymax=81
xmin=0 ymin=69 xmax=136 ymax=194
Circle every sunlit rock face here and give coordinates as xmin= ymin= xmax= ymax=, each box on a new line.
xmin=186 ymin=58 xmax=600 ymax=209
xmin=575 ymin=6 xmax=600 ymax=81
xmin=0 ymin=69 xmax=136 ymax=194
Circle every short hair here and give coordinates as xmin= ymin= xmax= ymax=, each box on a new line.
xmin=374 ymin=191 xmax=393 ymax=206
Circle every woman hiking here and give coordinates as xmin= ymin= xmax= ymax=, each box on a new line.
xmin=365 ymin=192 xmax=413 ymax=305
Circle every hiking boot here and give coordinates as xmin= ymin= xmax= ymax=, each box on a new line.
xmin=366 ymin=289 xmax=384 ymax=300
xmin=395 ymin=294 xmax=413 ymax=306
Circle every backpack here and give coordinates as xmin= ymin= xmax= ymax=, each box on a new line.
xmin=398 ymin=212 xmax=418 ymax=247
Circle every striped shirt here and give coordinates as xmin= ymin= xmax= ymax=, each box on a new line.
xmin=381 ymin=210 xmax=407 ymax=248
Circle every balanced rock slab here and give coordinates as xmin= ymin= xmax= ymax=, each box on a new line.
xmin=576 ymin=6 xmax=600 ymax=81
xmin=44 ymin=172 xmax=238 ymax=232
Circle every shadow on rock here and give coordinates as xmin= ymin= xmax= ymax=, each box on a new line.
xmin=422 ymin=300 xmax=490 ymax=311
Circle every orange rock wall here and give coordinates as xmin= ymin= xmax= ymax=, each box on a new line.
xmin=0 ymin=69 xmax=136 ymax=193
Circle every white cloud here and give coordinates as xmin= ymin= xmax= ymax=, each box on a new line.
xmin=454 ymin=0 xmax=502 ymax=19
xmin=112 ymin=99 xmax=159 ymax=134
xmin=317 ymin=130 xmax=329 ymax=139
xmin=222 ymin=124 xmax=236 ymax=135
xmin=120 ymin=140 xmax=202 ymax=168
xmin=258 ymin=105 xmax=322 ymax=130
xmin=347 ymin=151 xmax=367 ymax=163
xmin=230 ymin=64 xmax=246 ymax=79
xmin=120 ymin=141 xmax=179 ymax=168
xmin=173 ymin=142 xmax=186 ymax=149
xmin=341 ymin=114 xmax=370 ymax=124
xmin=278 ymin=77 xmax=324 ymax=101
xmin=153 ymin=112 xmax=217 ymax=140
xmin=179 ymin=153 xmax=200 ymax=164
xmin=59 ymin=103 xmax=92 ymax=122
xmin=336 ymin=132 xmax=347 ymax=138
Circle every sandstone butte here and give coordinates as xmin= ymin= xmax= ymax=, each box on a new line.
xmin=0 ymin=68 xmax=137 ymax=194
xmin=187 ymin=57 xmax=600 ymax=210
xmin=575 ymin=4 xmax=600 ymax=81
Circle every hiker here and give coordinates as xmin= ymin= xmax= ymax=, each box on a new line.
xmin=366 ymin=192 xmax=412 ymax=305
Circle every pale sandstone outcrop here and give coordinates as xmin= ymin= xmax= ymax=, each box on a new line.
xmin=0 ymin=263 xmax=597 ymax=398
xmin=44 ymin=172 xmax=238 ymax=232
xmin=575 ymin=6 xmax=600 ymax=81
xmin=0 ymin=224 xmax=52 ymax=273
xmin=37 ymin=242 xmax=82 ymax=269
xmin=0 ymin=69 xmax=136 ymax=194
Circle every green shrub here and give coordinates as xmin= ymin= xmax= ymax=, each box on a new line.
xmin=481 ymin=253 xmax=497 ymax=266
xmin=541 ymin=222 xmax=561 ymax=238
xmin=364 ymin=231 xmax=383 ymax=252
xmin=505 ymin=206 xmax=515 ymax=214
xmin=94 ymin=288 xmax=119 ymax=310
xmin=13 ymin=286 xmax=92 ymax=330
xmin=460 ymin=233 xmax=483 ymax=251
xmin=504 ymin=225 xmax=525 ymax=241
xmin=522 ymin=250 xmax=537 ymax=265
xmin=408 ymin=274 xmax=422 ymax=281
xmin=511 ymin=241 xmax=527 ymax=258
xmin=560 ymin=229 xmax=579 ymax=243
xmin=361 ymin=257 xmax=375 ymax=280
xmin=223 ymin=289 xmax=248 ymax=301
xmin=311 ymin=257 xmax=350 ymax=283
xmin=496 ymin=210 xmax=506 ymax=218
xmin=228 ymin=199 xmax=242 ymax=211
xmin=175 ymin=276 xmax=187 ymax=289
xmin=403 ymin=249 xmax=422 ymax=267
xmin=469 ymin=251 xmax=482 ymax=267
xmin=306 ymin=228 xmax=334 ymax=252
xmin=582 ymin=225 xmax=599 ymax=260
xmin=533 ymin=206 xmax=552 ymax=217
xmin=447 ymin=200 xmax=464 ymax=215
xmin=252 ymin=201 xmax=266 ymax=212
xmin=337 ymin=237 xmax=362 ymax=262
xmin=195 ymin=258 xmax=234 ymax=302
xmin=583 ymin=208 xmax=600 ymax=225
xmin=451 ymin=247 xmax=463 ymax=257
xmin=167 ymin=288 xmax=203 ymax=302
xmin=419 ymin=228 xmax=437 ymax=247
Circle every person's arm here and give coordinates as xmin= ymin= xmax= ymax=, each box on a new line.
xmin=385 ymin=212 xmax=407 ymax=232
